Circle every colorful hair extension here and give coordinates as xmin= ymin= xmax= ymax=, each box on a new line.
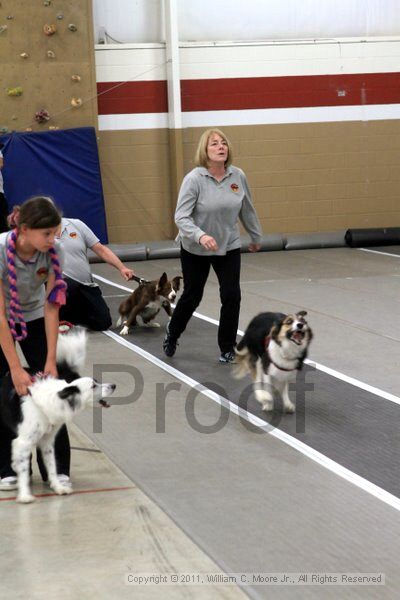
xmin=6 ymin=229 xmax=67 ymax=341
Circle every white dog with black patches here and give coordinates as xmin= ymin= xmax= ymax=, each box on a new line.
xmin=0 ymin=329 xmax=115 ymax=503
xmin=234 ymin=311 xmax=313 ymax=413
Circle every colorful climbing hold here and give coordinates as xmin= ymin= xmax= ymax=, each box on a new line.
xmin=71 ymin=97 xmax=83 ymax=108
xmin=71 ymin=75 xmax=81 ymax=82
xmin=68 ymin=24 xmax=77 ymax=32
xmin=43 ymin=23 xmax=56 ymax=36
xmin=47 ymin=50 xmax=56 ymax=58
xmin=35 ymin=109 xmax=50 ymax=124
xmin=20 ymin=53 xmax=29 ymax=59
xmin=7 ymin=87 xmax=23 ymax=97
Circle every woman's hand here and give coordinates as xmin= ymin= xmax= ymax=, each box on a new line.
xmin=199 ymin=234 xmax=218 ymax=251
xmin=11 ymin=366 xmax=33 ymax=397
xmin=248 ymin=243 xmax=261 ymax=253
xmin=120 ymin=266 xmax=134 ymax=281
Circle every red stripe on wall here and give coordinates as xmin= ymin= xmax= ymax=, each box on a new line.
xmin=97 ymin=81 xmax=168 ymax=114
xmin=97 ymin=73 xmax=400 ymax=115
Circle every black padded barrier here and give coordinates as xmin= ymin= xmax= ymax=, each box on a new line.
xmin=88 ymin=243 xmax=147 ymax=264
xmin=345 ymin=228 xmax=400 ymax=248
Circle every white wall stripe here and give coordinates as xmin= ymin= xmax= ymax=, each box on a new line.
xmin=102 ymin=328 xmax=400 ymax=512
xmin=98 ymin=104 xmax=400 ymax=131
xmin=93 ymin=273 xmax=400 ymax=406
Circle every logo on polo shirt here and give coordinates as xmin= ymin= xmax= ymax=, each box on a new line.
xmin=36 ymin=267 xmax=49 ymax=280
xmin=231 ymin=183 xmax=239 ymax=192
xmin=69 ymin=231 xmax=78 ymax=238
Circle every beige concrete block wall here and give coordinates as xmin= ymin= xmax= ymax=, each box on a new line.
xmin=99 ymin=119 xmax=400 ymax=243
xmin=97 ymin=130 xmax=174 ymax=242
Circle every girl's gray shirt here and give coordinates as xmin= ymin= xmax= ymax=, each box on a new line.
xmin=0 ymin=231 xmax=64 ymax=322
xmin=174 ymin=166 xmax=263 ymax=256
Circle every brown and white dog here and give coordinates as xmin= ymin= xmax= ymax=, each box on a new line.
xmin=117 ymin=272 xmax=182 ymax=336
xmin=234 ymin=311 xmax=313 ymax=413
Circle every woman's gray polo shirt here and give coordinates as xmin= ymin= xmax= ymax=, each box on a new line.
xmin=59 ymin=218 xmax=99 ymax=286
xmin=0 ymin=231 xmax=64 ymax=322
xmin=175 ymin=165 xmax=263 ymax=256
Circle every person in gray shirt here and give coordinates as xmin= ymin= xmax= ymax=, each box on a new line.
xmin=0 ymin=197 xmax=70 ymax=490
xmin=58 ymin=218 xmax=134 ymax=331
xmin=163 ymin=128 xmax=263 ymax=363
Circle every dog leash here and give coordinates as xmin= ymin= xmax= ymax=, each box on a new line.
xmin=129 ymin=274 xmax=150 ymax=286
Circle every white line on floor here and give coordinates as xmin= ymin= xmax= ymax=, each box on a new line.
xmin=103 ymin=329 xmax=400 ymax=512
xmin=359 ymin=248 xmax=400 ymax=259
xmin=93 ymin=273 xmax=400 ymax=407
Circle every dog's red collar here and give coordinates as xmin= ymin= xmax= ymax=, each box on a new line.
xmin=264 ymin=336 xmax=296 ymax=372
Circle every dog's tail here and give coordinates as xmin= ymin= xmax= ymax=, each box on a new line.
xmin=56 ymin=328 xmax=87 ymax=372
xmin=233 ymin=343 xmax=255 ymax=380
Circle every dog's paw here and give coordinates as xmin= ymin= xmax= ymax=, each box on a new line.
xmin=116 ymin=316 xmax=122 ymax=327
xmin=147 ymin=322 xmax=160 ymax=328
xmin=284 ymin=402 xmax=295 ymax=414
xmin=255 ymin=389 xmax=272 ymax=403
xmin=17 ymin=494 xmax=35 ymax=504
xmin=119 ymin=325 xmax=129 ymax=336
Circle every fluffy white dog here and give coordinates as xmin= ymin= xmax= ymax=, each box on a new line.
xmin=0 ymin=329 xmax=115 ymax=503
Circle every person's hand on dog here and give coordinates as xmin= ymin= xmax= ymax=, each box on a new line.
xmin=120 ymin=266 xmax=135 ymax=281
xmin=44 ymin=360 xmax=58 ymax=379
xmin=199 ymin=234 xmax=218 ymax=251
xmin=248 ymin=243 xmax=261 ymax=252
xmin=11 ymin=366 xmax=33 ymax=396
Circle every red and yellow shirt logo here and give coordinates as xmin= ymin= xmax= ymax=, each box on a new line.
xmin=231 ymin=183 xmax=239 ymax=192
xmin=36 ymin=267 xmax=49 ymax=280
xmin=69 ymin=231 xmax=77 ymax=238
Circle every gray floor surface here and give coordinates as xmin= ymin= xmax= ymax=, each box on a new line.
xmin=74 ymin=247 xmax=400 ymax=599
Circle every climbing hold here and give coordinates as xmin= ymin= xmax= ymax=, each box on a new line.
xmin=48 ymin=125 xmax=59 ymax=130
xmin=43 ymin=23 xmax=56 ymax=36
xmin=47 ymin=50 xmax=56 ymax=59
xmin=6 ymin=15 xmax=14 ymax=20
xmin=68 ymin=24 xmax=77 ymax=32
xmin=0 ymin=25 xmax=8 ymax=34
xmin=71 ymin=97 xmax=83 ymax=108
xmin=35 ymin=109 xmax=50 ymax=124
xmin=43 ymin=1 xmax=51 ymax=6
xmin=11 ymin=115 xmax=17 ymax=121
xmin=7 ymin=87 xmax=23 ymax=97
xmin=0 ymin=126 xmax=9 ymax=134
xmin=20 ymin=52 xmax=29 ymax=59
xmin=25 ymin=127 xmax=33 ymax=132
xmin=57 ymin=14 xmax=63 ymax=20
xmin=71 ymin=74 xmax=81 ymax=82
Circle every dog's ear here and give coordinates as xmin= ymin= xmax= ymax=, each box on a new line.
xmin=270 ymin=319 xmax=283 ymax=343
xmin=172 ymin=275 xmax=183 ymax=290
xmin=297 ymin=310 xmax=307 ymax=317
xmin=58 ymin=385 xmax=80 ymax=409
xmin=158 ymin=272 xmax=168 ymax=288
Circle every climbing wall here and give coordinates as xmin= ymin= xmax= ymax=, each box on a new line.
xmin=0 ymin=0 xmax=98 ymax=133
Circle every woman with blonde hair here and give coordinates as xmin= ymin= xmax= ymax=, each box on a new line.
xmin=163 ymin=128 xmax=263 ymax=363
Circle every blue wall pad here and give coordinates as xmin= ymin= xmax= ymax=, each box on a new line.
xmin=285 ymin=231 xmax=346 ymax=251
xmin=0 ymin=127 xmax=108 ymax=243
xmin=88 ymin=244 xmax=147 ymax=263
xmin=345 ymin=228 xmax=400 ymax=248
